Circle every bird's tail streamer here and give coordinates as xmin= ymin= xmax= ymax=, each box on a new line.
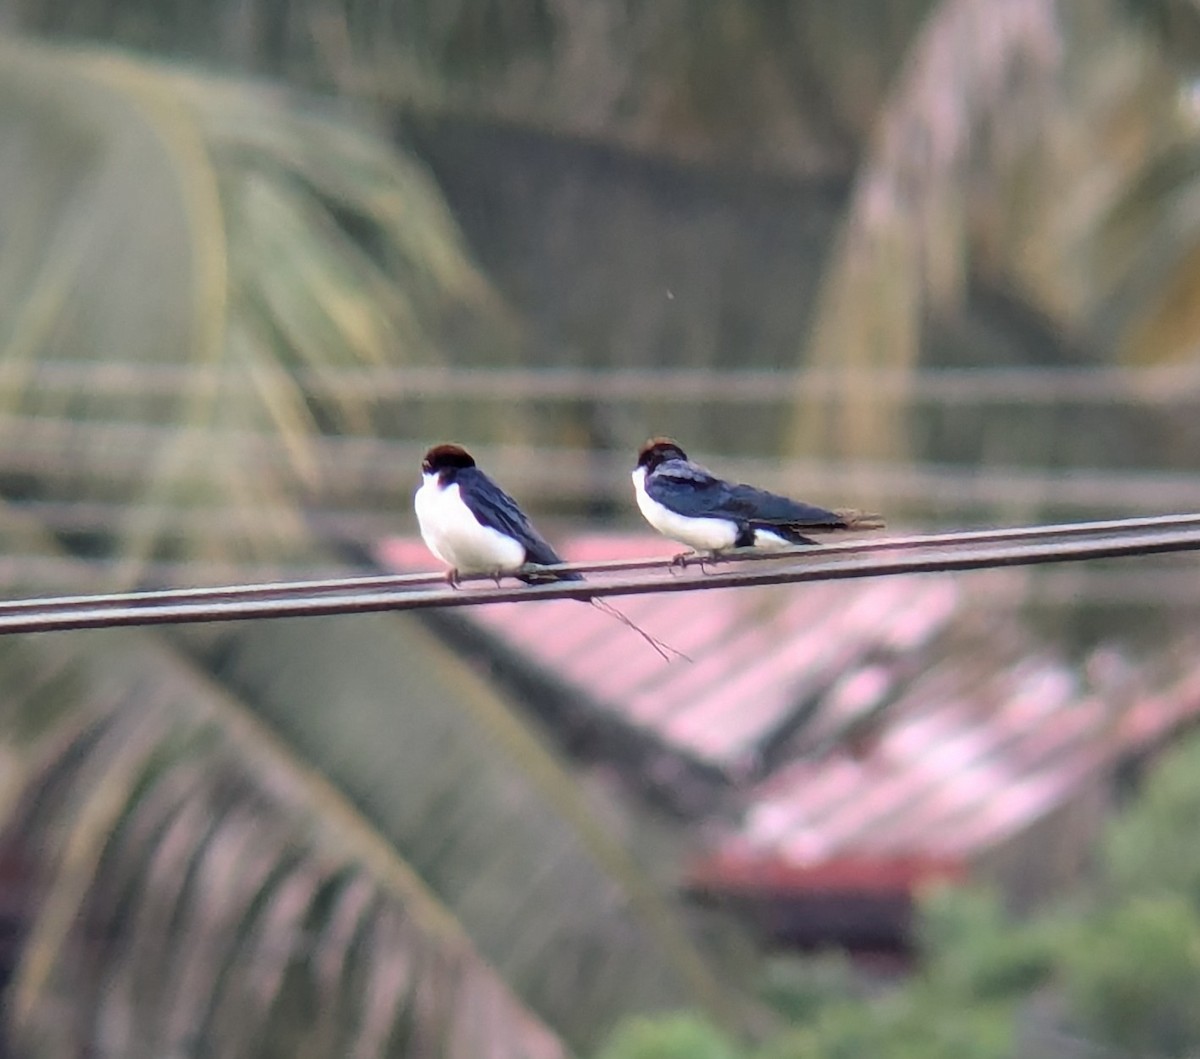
xmin=587 ymin=597 xmax=691 ymax=663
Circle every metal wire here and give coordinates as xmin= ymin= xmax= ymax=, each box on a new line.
xmin=0 ymin=512 xmax=1197 ymax=636
xmin=8 ymin=362 xmax=1200 ymax=404
xmin=2 ymin=510 xmax=1198 ymax=617
xmin=4 ymin=422 xmax=1200 ymax=515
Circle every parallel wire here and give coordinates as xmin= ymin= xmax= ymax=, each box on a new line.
xmin=8 ymin=362 xmax=1200 ymax=403
xmin=4 ymin=510 xmax=1200 ymax=616
xmin=4 ymin=424 xmax=1200 ymax=516
xmin=0 ymin=511 xmax=1190 ymax=614
xmin=0 ymin=513 xmax=1197 ymax=636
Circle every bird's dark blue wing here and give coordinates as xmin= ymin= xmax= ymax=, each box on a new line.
xmin=456 ymin=468 xmax=581 ymax=580
xmin=647 ymin=459 xmax=846 ymax=528
xmin=643 ymin=459 xmax=728 ymax=516
xmin=711 ymin=483 xmax=847 ymax=527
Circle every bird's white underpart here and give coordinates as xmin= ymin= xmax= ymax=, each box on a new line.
xmin=631 ymin=466 xmax=739 ymax=552
xmin=415 ymin=474 xmax=526 ymax=575
xmin=749 ymin=527 xmax=794 ymax=549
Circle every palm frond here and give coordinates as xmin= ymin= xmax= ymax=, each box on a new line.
xmin=0 ymin=31 xmax=738 ymax=1058
xmin=0 ymin=37 xmax=513 ymax=575
xmin=173 ymin=610 xmax=732 ymax=1049
xmin=0 ymin=1 xmax=930 ymax=174
xmin=1088 ymin=135 xmax=1200 ymax=364
xmin=0 ymin=566 xmax=564 ymax=1054
xmin=788 ymin=0 xmax=1067 ymax=469
xmin=0 ymin=509 xmax=730 ymax=1054
xmin=0 ymin=634 xmax=569 ymax=1056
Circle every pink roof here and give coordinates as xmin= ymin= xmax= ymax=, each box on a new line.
xmin=378 ymin=535 xmax=1200 ymax=888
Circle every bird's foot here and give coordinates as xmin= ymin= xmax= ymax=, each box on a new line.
xmin=445 ymin=568 xmax=461 ymax=588
xmin=670 ymin=550 xmax=697 ymax=572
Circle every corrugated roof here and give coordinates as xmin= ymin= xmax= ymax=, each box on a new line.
xmin=377 ymin=534 xmax=1200 ymax=888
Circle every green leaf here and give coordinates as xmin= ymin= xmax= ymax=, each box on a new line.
xmin=0 ymin=36 xmax=512 ymax=573
xmin=790 ymin=0 xmax=1067 ymax=468
xmin=0 ymin=37 xmax=734 ymax=1056
xmin=0 ymin=612 xmax=567 ymax=1057
xmin=175 ymin=610 xmax=732 ymax=1049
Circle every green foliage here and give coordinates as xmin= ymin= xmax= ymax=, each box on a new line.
xmin=175 ymin=613 xmax=731 ymax=1046
xmin=594 ymin=887 xmax=1062 ymax=1059
xmin=776 ymin=990 xmax=1015 ymax=1059
xmin=0 ymin=572 xmax=565 ymax=1058
xmin=591 ymin=890 xmax=1035 ymax=1059
xmin=0 ymin=38 xmax=733 ymax=1057
xmin=1057 ymin=732 xmax=1200 ymax=1055
xmin=757 ymin=952 xmax=863 ymax=1023
xmin=0 ymin=0 xmax=927 ymax=169
xmin=0 ymin=512 xmax=731 ymax=1054
xmin=595 ymin=1013 xmax=741 ymax=1059
xmin=916 ymin=885 xmax=1057 ymax=1002
xmin=598 ymin=982 xmax=1020 ymax=1059
xmin=0 ymin=35 xmax=511 ymax=572
xmin=1063 ymin=896 xmax=1200 ymax=1057
xmin=1103 ymin=737 xmax=1200 ymax=903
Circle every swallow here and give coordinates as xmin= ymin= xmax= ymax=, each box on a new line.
xmin=632 ymin=437 xmax=884 ymax=556
xmin=415 ymin=443 xmax=582 ymax=585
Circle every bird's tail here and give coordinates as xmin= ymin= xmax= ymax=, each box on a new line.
xmin=587 ymin=598 xmax=691 ymax=663
xmin=832 ymin=508 xmax=886 ymax=531
xmin=768 ymin=509 xmax=885 ymax=544
xmin=517 ymin=567 xmax=586 ymax=586
xmin=519 ymin=564 xmax=688 ymax=662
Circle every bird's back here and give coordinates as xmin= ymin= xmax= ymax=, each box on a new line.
xmin=457 ymin=467 xmax=582 ymax=581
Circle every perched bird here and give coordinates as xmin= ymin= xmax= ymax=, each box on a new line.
xmin=632 ymin=437 xmax=884 ymax=555
xmin=416 ymin=442 xmax=686 ymax=662
xmin=415 ymin=443 xmax=581 ymax=585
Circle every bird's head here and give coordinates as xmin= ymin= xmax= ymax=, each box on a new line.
xmin=636 ymin=437 xmax=688 ymax=473
xmin=422 ymin=443 xmax=477 ymax=479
